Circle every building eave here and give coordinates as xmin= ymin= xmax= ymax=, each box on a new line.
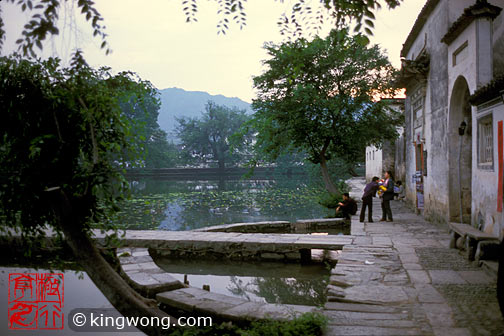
xmin=441 ymin=0 xmax=502 ymax=45
xmin=469 ymin=74 xmax=504 ymax=106
xmin=395 ymin=52 xmax=430 ymax=88
xmin=400 ymin=0 xmax=440 ymax=58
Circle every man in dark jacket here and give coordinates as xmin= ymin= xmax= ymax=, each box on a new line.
xmin=380 ymin=170 xmax=395 ymax=222
xmin=336 ymin=193 xmax=357 ymax=221
xmin=360 ymin=176 xmax=379 ymax=223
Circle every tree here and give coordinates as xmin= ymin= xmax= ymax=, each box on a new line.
xmin=176 ymin=101 xmax=252 ymax=170
xmin=0 ymin=0 xmax=403 ymax=57
xmin=0 ymin=54 xmax=170 ymax=335
xmin=117 ymin=78 xmax=178 ymax=168
xmin=251 ymin=28 xmax=402 ymax=194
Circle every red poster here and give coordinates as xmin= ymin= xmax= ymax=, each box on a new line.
xmin=498 ymin=120 xmax=503 ymax=212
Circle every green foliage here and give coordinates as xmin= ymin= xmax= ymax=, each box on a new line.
xmin=0 ymin=0 xmax=403 ymax=57
xmin=250 ymin=28 xmax=402 ymax=193
xmin=0 ymin=54 xmax=148 ymax=236
xmin=243 ymin=312 xmax=328 ymax=336
xmin=318 ymin=193 xmax=343 ymax=210
xmin=116 ymin=77 xmax=178 ymax=168
xmin=176 ymin=101 xmax=252 ymax=169
xmin=0 ymin=0 xmax=110 ymax=57
xmin=252 ymin=28 xmax=401 ymax=164
xmin=168 ymin=312 xmax=327 ymax=336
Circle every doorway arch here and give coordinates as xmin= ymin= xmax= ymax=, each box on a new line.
xmin=448 ymin=76 xmax=472 ymax=223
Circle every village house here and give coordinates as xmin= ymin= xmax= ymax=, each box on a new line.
xmin=396 ymin=0 xmax=504 ymax=240
xmin=365 ymin=98 xmax=405 ymax=182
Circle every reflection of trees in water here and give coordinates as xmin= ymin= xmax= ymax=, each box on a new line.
xmin=227 ymin=276 xmax=256 ymax=302
xmin=226 ymin=276 xmax=328 ymax=306
xmin=112 ymin=177 xmax=329 ymax=230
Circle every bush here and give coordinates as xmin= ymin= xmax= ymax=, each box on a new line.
xmin=168 ymin=312 xmax=328 ymax=336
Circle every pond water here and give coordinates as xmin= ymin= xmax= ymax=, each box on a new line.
xmin=154 ymin=258 xmax=330 ymax=306
xmin=113 ymin=177 xmax=331 ymax=231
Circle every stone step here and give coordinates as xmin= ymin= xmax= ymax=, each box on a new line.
xmin=480 ymin=259 xmax=498 ymax=278
xmin=117 ymin=248 xmax=184 ymax=298
xmin=324 ymin=302 xmax=400 ymax=313
xmin=325 ymin=325 xmax=424 ymax=335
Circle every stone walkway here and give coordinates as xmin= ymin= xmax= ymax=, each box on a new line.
xmin=323 ymin=177 xmax=504 ymax=336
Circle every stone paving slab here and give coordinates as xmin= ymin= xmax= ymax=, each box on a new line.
xmin=97 ymin=230 xmax=354 ymax=250
xmin=326 ymin=326 xmax=424 ymax=335
xmin=323 ymin=177 xmax=504 ymax=336
xmin=117 ymin=247 xmax=184 ymax=298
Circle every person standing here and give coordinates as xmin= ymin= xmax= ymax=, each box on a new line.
xmin=360 ymin=176 xmax=379 ymax=223
xmin=380 ymin=171 xmax=395 ymax=222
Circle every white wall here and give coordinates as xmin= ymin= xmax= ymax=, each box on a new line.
xmin=366 ymin=146 xmax=383 ymax=182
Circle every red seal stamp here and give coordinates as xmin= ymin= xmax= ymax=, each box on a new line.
xmin=8 ymin=273 xmax=64 ymax=330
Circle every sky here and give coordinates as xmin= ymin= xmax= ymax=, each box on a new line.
xmin=2 ymin=0 xmax=426 ymax=102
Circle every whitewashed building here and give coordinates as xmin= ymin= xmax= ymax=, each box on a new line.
xmin=365 ymin=98 xmax=405 ymax=182
xmin=397 ymin=0 xmax=504 ymax=239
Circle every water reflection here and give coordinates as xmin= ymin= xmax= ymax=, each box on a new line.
xmin=112 ymin=177 xmax=330 ymax=231
xmin=155 ymin=258 xmax=329 ymax=306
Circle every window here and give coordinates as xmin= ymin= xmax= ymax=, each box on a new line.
xmin=453 ymin=41 xmax=468 ymax=66
xmin=478 ymin=114 xmax=493 ymax=168
xmin=410 ymin=87 xmax=425 ymax=129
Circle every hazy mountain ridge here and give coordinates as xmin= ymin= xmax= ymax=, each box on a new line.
xmin=157 ymin=87 xmax=251 ymax=141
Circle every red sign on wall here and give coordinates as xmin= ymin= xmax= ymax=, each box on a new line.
xmin=8 ymin=273 xmax=64 ymax=330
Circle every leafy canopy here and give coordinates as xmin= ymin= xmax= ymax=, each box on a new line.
xmin=176 ymin=101 xmax=252 ymax=169
xmin=0 ymin=53 xmax=153 ymax=235
xmin=117 ymin=79 xmax=178 ymax=168
xmin=251 ymin=28 xmax=403 ymax=166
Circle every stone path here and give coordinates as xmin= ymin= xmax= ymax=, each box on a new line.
xmin=324 ymin=177 xmax=504 ymax=336
xmin=95 ymin=229 xmax=352 ymax=250
xmin=97 ymin=230 xmax=352 ymax=263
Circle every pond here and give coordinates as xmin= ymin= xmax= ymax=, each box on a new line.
xmin=112 ymin=177 xmax=332 ymax=231
xmin=154 ymin=257 xmax=330 ymax=306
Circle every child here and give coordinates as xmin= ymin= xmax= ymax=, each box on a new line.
xmin=394 ymin=181 xmax=404 ymax=200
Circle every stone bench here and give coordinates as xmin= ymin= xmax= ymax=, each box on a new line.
xmin=448 ymin=222 xmax=499 ymax=261
xmin=156 ymin=287 xmax=318 ymax=322
xmin=117 ymin=247 xmax=185 ymax=298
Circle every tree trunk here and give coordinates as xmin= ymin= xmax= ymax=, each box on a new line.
xmin=319 ymin=156 xmax=339 ymax=195
xmin=49 ymin=190 xmax=175 ymax=336
xmin=218 ymin=158 xmax=225 ymax=171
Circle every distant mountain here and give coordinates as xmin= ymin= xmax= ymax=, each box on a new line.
xmin=157 ymin=87 xmax=252 ymax=142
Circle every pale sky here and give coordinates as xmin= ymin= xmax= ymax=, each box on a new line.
xmin=2 ymin=0 xmax=426 ymax=102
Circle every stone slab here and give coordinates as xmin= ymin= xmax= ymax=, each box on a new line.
xmin=414 ymin=284 xmax=445 ymax=303
xmin=342 ymin=285 xmax=410 ymax=304
xmin=428 ymin=270 xmax=467 ymax=284
xmin=327 ymin=319 xmax=417 ymax=328
xmin=421 ymin=303 xmax=455 ymax=327
xmin=456 ymin=270 xmax=495 ymax=284
xmin=432 ymin=327 xmax=471 ymax=336
xmin=326 ymin=326 xmax=423 ymax=335
xmin=325 ymin=310 xmax=408 ymax=320
xmin=324 ymin=302 xmax=400 ymax=313
xmin=407 ymin=270 xmax=431 ymax=284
